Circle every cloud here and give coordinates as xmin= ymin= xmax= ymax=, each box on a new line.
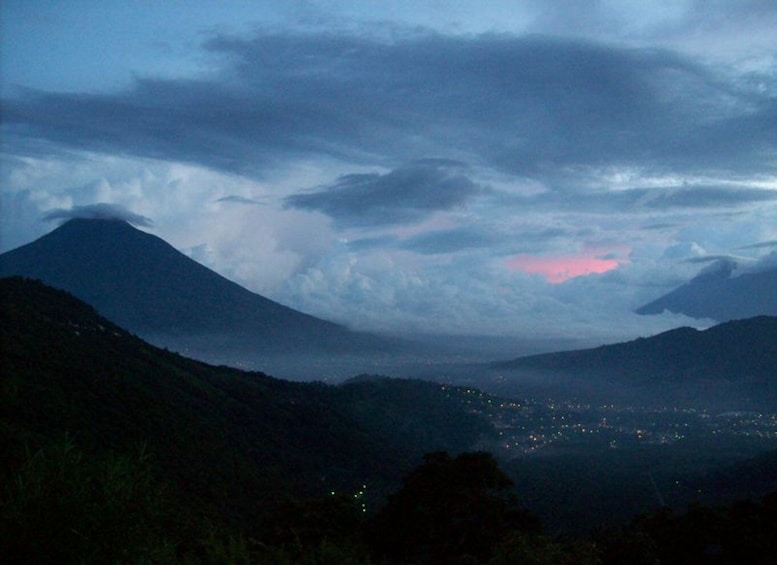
xmin=278 ymin=240 xmax=698 ymax=341
xmin=398 ymin=226 xmax=497 ymax=255
xmin=346 ymin=235 xmax=399 ymax=252
xmin=684 ymin=254 xmax=744 ymax=265
xmin=3 ymin=31 xmax=775 ymax=184
xmin=632 ymin=186 xmax=777 ymax=209
xmin=42 ymin=203 xmax=153 ymax=227
xmin=504 ymin=184 xmax=777 ymax=215
xmin=660 ymin=241 xmax=707 ymax=261
xmin=507 ymin=254 xmax=621 ymax=283
xmin=285 ymin=161 xmax=482 ymax=226
xmin=737 ymin=239 xmax=777 ymax=250
xmin=216 ymin=195 xmax=267 ymax=205
xmin=505 ymin=244 xmax=631 ymax=284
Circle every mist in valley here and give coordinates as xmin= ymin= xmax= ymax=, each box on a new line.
xmin=153 ymin=318 xmax=777 ymax=536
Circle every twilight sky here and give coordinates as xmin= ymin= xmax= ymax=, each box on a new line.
xmin=2 ymin=1 xmax=776 ymax=345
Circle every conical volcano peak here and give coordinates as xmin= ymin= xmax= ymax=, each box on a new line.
xmin=52 ymin=216 xmax=150 ymax=237
xmin=0 ymin=218 xmax=379 ymax=352
xmin=0 ymin=215 xmax=404 ymax=376
xmin=636 ymin=259 xmax=777 ymax=321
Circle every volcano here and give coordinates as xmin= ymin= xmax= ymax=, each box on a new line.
xmin=0 ymin=218 xmax=390 ymax=357
xmin=636 ymin=258 xmax=777 ymax=321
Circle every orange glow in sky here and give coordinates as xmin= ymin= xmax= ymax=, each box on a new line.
xmin=506 ymin=251 xmax=627 ymax=283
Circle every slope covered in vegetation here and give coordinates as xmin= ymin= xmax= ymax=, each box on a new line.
xmin=0 ymin=277 xmax=491 ymax=527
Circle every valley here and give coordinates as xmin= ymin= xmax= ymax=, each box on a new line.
xmin=1 ymin=220 xmax=776 ymax=561
xmin=418 ymin=384 xmax=777 ymax=532
xmin=471 ymin=395 xmax=777 ymax=458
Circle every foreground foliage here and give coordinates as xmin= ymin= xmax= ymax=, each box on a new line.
xmin=3 ymin=438 xmax=776 ymax=563
xmin=1 ymin=439 xmax=176 ymax=564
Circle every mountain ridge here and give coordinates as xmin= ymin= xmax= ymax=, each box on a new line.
xmin=490 ymin=316 xmax=777 ymax=409
xmin=494 ymin=316 xmax=777 ymax=378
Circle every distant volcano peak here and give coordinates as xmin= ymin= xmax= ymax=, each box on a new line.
xmin=689 ymin=258 xmax=737 ymax=282
xmin=636 ymin=260 xmax=777 ymax=321
xmin=0 ymin=218 xmax=392 ymax=356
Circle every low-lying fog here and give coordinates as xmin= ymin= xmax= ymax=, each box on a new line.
xmin=148 ymin=331 xmax=772 ymax=412
xmin=152 ymin=331 xmax=587 ymax=381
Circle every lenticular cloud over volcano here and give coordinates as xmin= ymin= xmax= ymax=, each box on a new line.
xmin=43 ymin=203 xmax=154 ymax=228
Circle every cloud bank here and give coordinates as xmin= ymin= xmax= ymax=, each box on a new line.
xmin=4 ymin=32 xmax=775 ymax=183
xmin=2 ymin=6 xmax=776 ymax=344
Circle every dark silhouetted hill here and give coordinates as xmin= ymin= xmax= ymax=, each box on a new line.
xmin=636 ymin=260 xmax=777 ymax=321
xmin=0 ymin=276 xmax=494 ymax=529
xmin=492 ymin=316 xmax=777 ymax=408
xmin=0 ymin=218 xmax=396 ymax=356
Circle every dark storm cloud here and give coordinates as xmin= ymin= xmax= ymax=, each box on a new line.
xmin=737 ymin=240 xmax=777 ymax=250
xmin=399 ymin=226 xmax=498 ymax=255
xmin=636 ymin=186 xmax=777 ymax=208
xmin=2 ymin=31 xmax=775 ymax=182
xmin=345 ymin=235 xmax=399 ymax=251
xmin=505 ymin=184 xmax=777 ymax=214
xmin=42 ymin=203 xmax=153 ymax=227
xmin=285 ymin=161 xmax=482 ymax=226
xmin=396 ymin=223 xmax=574 ymax=256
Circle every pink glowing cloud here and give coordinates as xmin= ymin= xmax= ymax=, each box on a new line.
xmin=506 ymin=247 xmax=630 ymax=283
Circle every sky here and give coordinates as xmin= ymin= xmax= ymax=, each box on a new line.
xmin=1 ymin=1 xmax=776 ymax=346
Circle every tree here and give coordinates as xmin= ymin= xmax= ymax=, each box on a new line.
xmin=367 ymin=451 xmax=540 ymax=564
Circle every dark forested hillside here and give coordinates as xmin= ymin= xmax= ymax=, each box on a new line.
xmin=492 ymin=316 xmax=777 ymax=409
xmin=0 ymin=277 xmax=493 ymax=530
xmin=495 ymin=316 xmax=777 ymax=377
